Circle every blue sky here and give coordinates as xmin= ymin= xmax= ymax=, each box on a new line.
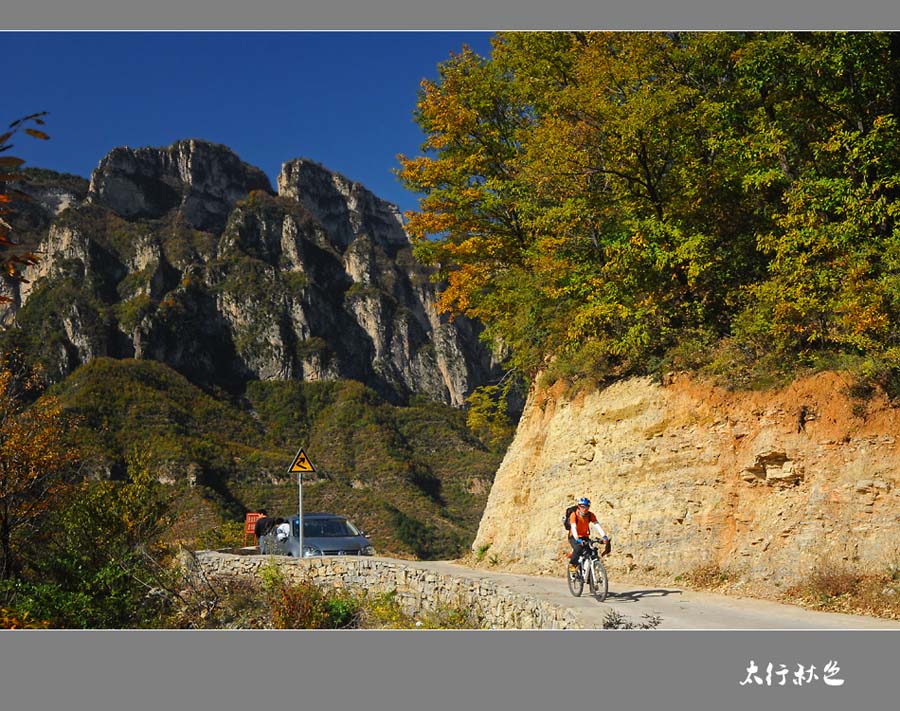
xmin=6 ymin=32 xmax=495 ymax=215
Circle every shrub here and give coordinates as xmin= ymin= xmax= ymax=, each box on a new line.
xmin=361 ymin=590 xmax=413 ymax=628
xmin=678 ymin=562 xmax=737 ymax=589
xmin=785 ymin=561 xmax=862 ymax=609
xmin=165 ymin=572 xmax=272 ymax=629
xmin=603 ymin=610 xmax=662 ymax=629
xmin=418 ymin=599 xmax=484 ymax=629
xmin=359 ymin=590 xmax=482 ymax=629
xmin=0 ymin=605 xmax=50 ymax=629
xmin=259 ymin=565 xmax=361 ymax=629
xmin=13 ymin=453 xmax=179 ymax=628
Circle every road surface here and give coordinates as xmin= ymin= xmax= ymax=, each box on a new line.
xmin=410 ymin=560 xmax=900 ymax=629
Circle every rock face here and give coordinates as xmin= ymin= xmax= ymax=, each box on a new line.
xmin=88 ymin=139 xmax=272 ymax=232
xmin=279 ymin=158 xmax=409 ymax=252
xmin=2 ymin=140 xmax=497 ymax=405
xmin=473 ymin=372 xmax=900 ymax=586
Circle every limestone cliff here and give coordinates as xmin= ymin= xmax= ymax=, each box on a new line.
xmin=1 ymin=141 xmax=496 ymax=404
xmin=473 ymin=373 xmax=900 ymax=588
xmin=87 ymin=139 xmax=272 ymax=232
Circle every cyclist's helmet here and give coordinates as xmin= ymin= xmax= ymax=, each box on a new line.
xmin=577 ymin=497 xmax=591 ymax=507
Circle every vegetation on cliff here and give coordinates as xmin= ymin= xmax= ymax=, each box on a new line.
xmin=399 ymin=32 xmax=900 ymax=396
xmin=0 ymin=356 xmax=504 ymax=626
xmin=43 ymin=358 xmax=502 ymax=559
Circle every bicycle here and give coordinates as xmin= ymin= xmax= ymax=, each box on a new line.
xmin=566 ymin=537 xmax=609 ymax=602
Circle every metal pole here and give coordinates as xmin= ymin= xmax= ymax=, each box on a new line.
xmin=298 ymin=470 xmax=303 ymax=559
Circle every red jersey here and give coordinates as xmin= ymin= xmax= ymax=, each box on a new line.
xmin=569 ymin=510 xmax=598 ymax=538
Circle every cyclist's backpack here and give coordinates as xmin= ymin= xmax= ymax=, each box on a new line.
xmin=563 ymin=505 xmax=578 ymax=532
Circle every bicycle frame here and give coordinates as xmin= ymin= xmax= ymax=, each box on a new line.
xmin=567 ymin=537 xmax=609 ymax=602
xmin=580 ymin=550 xmax=594 ymax=580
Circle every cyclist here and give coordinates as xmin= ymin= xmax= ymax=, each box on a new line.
xmin=567 ymin=497 xmax=609 ymax=573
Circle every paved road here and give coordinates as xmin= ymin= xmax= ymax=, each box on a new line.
xmin=410 ymin=560 xmax=900 ymax=629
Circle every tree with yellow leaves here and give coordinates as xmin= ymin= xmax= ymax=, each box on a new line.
xmin=0 ymin=359 xmax=78 ymax=580
xmin=399 ymin=32 xmax=900 ymax=393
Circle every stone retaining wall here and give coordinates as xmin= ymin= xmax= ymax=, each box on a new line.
xmin=188 ymin=552 xmax=581 ymax=629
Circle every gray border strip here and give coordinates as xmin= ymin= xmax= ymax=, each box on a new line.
xmin=3 ymin=4 xmax=900 ymax=708
xmin=1 ymin=630 xmax=896 ymax=710
xmin=1 ymin=0 xmax=899 ymax=30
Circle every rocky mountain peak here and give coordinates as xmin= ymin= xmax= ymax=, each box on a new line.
xmin=277 ymin=158 xmax=408 ymax=253
xmin=3 ymin=141 xmax=499 ymax=407
xmin=88 ymin=139 xmax=273 ymax=232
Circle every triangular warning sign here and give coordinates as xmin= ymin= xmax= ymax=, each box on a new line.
xmin=289 ymin=447 xmax=316 ymax=473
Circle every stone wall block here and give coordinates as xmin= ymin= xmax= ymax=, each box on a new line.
xmin=191 ymin=552 xmax=581 ymax=629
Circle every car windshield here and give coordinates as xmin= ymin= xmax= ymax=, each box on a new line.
xmin=292 ymin=518 xmax=360 ymax=538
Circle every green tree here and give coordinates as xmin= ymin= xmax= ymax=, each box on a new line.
xmin=399 ymin=32 xmax=900 ymax=389
xmin=731 ymin=35 xmax=900 ymax=366
xmin=14 ymin=452 xmax=177 ymax=627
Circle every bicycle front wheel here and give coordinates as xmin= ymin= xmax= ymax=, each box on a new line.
xmin=567 ymin=564 xmax=584 ymax=597
xmin=588 ymin=557 xmax=608 ymax=602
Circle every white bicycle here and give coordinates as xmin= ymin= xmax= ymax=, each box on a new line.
xmin=566 ymin=537 xmax=609 ymax=602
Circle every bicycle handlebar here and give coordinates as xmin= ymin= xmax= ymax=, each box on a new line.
xmin=591 ymin=536 xmax=611 ymax=556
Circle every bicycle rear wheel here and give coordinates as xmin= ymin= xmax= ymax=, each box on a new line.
xmin=588 ymin=557 xmax=608 ymax=602
xmin=567 ymin=564 xmax=584 ymax=597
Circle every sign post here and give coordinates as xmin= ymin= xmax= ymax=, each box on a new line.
xmin=288 ymin=447 xmax=316 ymax=558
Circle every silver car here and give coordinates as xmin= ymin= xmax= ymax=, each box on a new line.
xmin=268 ymin=513 xmax=376 ymax=558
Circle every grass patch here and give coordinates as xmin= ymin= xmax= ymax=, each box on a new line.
xmin=783 ymin=561 xmax=900 ymax=620
xmin=677 ymin=562 xmax=738 ymax=590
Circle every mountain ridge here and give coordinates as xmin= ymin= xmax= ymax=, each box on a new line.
xmin=2 ymin=138 xmax=498 ymax=406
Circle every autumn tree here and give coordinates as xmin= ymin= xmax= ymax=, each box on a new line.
xmin=400 ymin=32 xmax=900 ymax=391
xmin=464 ymin=374 xmax=518 ymax=449
xmin=0 ymin=359 xmax=78 ymax=579
xmin=0 ymin=112 xmax=49 ymax=303
xmin=398 ymin=34 xmax=761 ymax=377
xmin=398 ymin=46 xmax=550 ymax=373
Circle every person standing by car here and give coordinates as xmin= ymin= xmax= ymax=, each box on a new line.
xmin=253 ymin=509 xmax=275 ymax=553
xmin=274 ymin=518 xmax=290 ymax=544
xmin=567 ymin=497 xmax=609 ymax=572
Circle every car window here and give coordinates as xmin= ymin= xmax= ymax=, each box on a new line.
xmin=304 ymin=520 xmax=325 ymax=537
xmin=292 ymin=517 xmax=362 ymax=537
xmin=343 ymin=519 xmax=361 ymax=536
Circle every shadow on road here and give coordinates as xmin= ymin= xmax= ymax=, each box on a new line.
xmin=607 ymin=588 xmax=683 ymax=603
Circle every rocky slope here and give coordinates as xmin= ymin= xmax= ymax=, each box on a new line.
xmin=473 ymin=372 xmax=900 ymax=589
xmin=1 ymin=140 xmax=495 ymax=404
